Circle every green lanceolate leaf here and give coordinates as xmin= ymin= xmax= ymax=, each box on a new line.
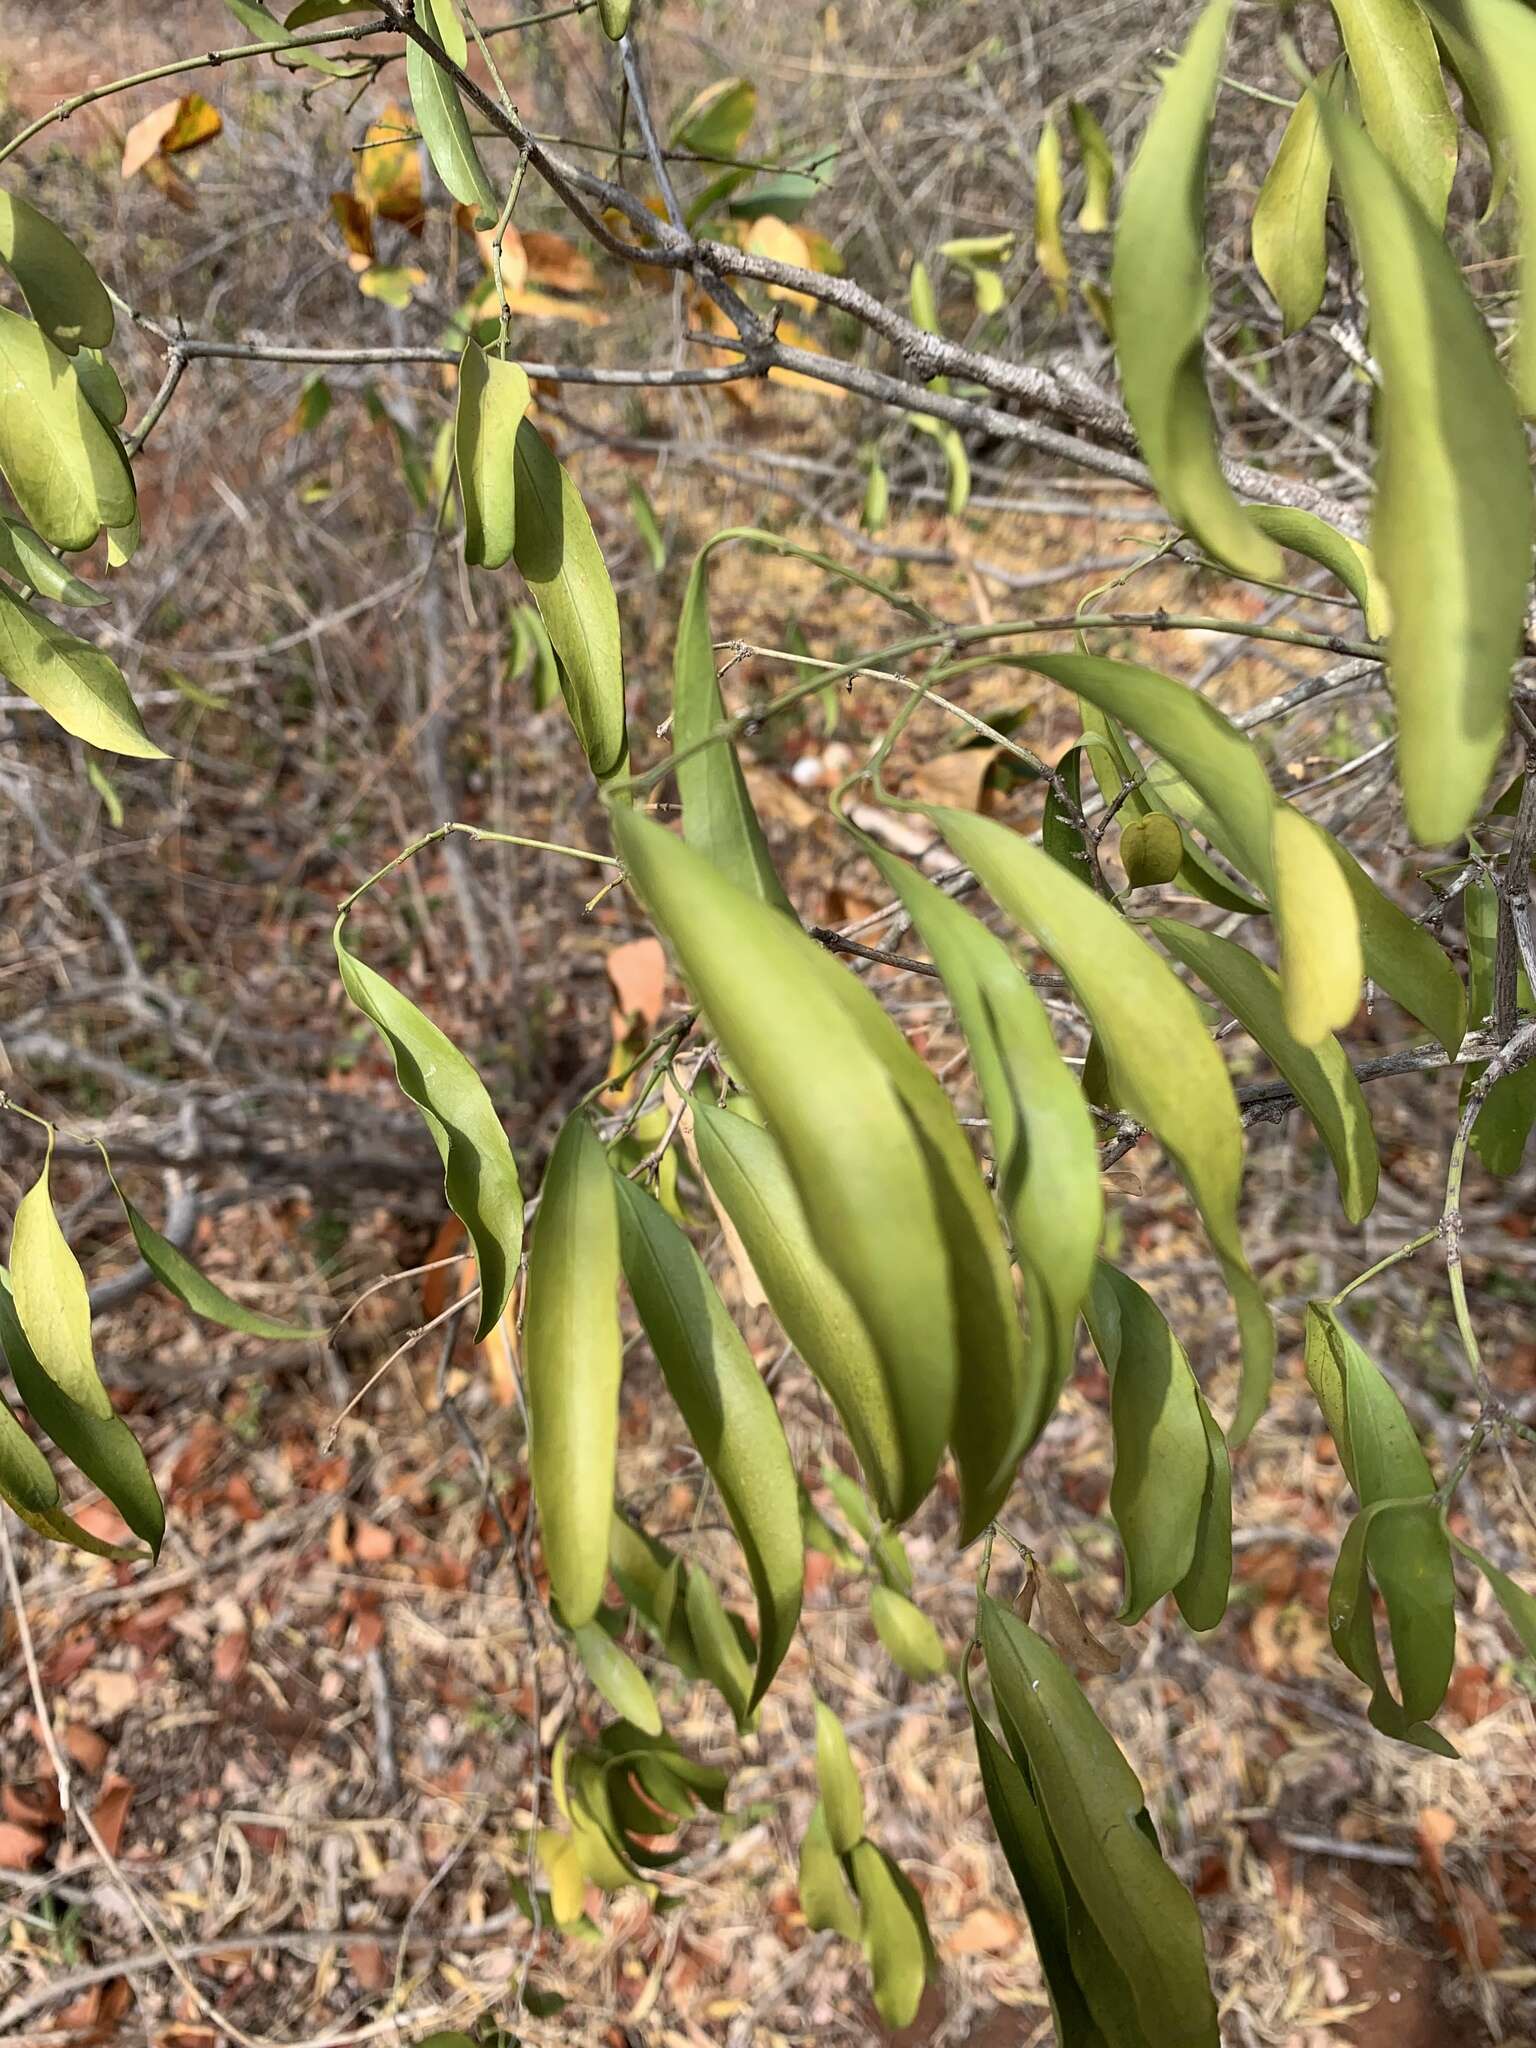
xmin=1250 ymin=504 xmax=1389 ymax=638
xmin=1110 ymin=0 xmax=1280 ymax=579
xmin=0 ymin=517 xmax=106 ymax=607
xmin=864 ymin=847 xmax=1100 ymax=1448
xmin=672 ymin=544 xmax=791 ymax=911
xmin=0 ymin=1271 xmax=163 ymax=1555
xmin=609 ymin=1511 xmax=702 ymax=1677
xmin=799 ymin=1803 xmax=861 ymax=1938
xmin=683 ymin=1561 xmax=756 ymax=1727
xmin=1069 ymin=99 xmax=1114 ymax=232
xmin=573 ymin=1618 xmax=662 ymax=1734
xmin=104 ymin=1172 xmax=322 ymax=1342
xmin=614 ymin=811 xmax=957 ymax=1522
xmin=1305 ymin=1303 xmax=1456 ymax=1746
xmin=1461 ymin=881 xmax=1536 ymax=1176
xmin=1333 ymin=840 xmax=1467 ymax=1056
xmin=525 ymin=1113 xmax=622 ymax=1628
xmin=1251 ymin=63 xmax=1340 ymax=335
xmin=0 ymin=584 xmax=163 ymax=758
xmin=1008 ymin=652 xmax=1361 ymax=1043
xmin=613 ymin=1174 xmax=802 ymax=1707
xmin=0 ymin=1384 xmax=140 ymax=1559
xmin=1329 ymin=1497 xmax=1457 ymax=1752
xmin=0 ymin=189 xmax=113 ymax=353
xmin=691 ymin=1100 xmax=905 ymax=1520
xmin=626 ymin=480 xmax=666 ymax=571
xmin=962 ymin=1657 xmax=1105 ymax=2047
xmin=10 ymin=1137 xmax=111 ymax=1422
xmin=334 ymin=925 xmax=522 ymax=1338
xmin=1084 ymin=1261 xmax=1230 ymax=1628
xmin=981 ymin=1596 xmax=1220 ymax=2047
xmin=406 ymin=0 xmax=497 ymax=218
xmin=931 ymin=806 xmax=1274 ymax=1443
xmin=0 ymin=309 xmax=136 ymax=553
xmin=1319 ymin=95 xmax=1532 ymax=845
xmin=1153 ymin=919 xmax=1379 ymax=1223
xmin=814 ymin=1700 xmax=864 ymax=1853
xmin=1034 ymin=118 xmax=1070 ymax=312
xmin=849 ymin=1840 xmax=932 ymax=2032
xmin=870 ymin=1585 xmax=947 ymax=1679
xmin=1272 ymin=808 xmax=1365 ymax=1042
xmin=1330 ymin=0 xmax=1458 ymax=224
xmin=862 ymin=457 xmax=889 ymax=534
xmin=1450 ymin=1536 xmax=1536 ymax=1661
xmin=671 ymin=77 xmax=756 ymax=157
xmin=455 ymin=341 xmax=531 ymax=571
xmin=512 ymin=416 xmax=628 ymax=780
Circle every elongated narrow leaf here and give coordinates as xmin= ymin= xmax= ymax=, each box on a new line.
xmin=870 ymin=1585 xmax=947 ymax=1679
xmin=931 ymin=806 xmax=1274 ymax=1442
xmin=1276 ymin=804 xmax=1364 ymax=1041
xmin=1153 ymin=919 xmax=1378 ymax=1223
xmin=609 ymin=1511 xmax=702 ymax=1678
xmin=1451 ymin=1536 xmax=1536 ymax=1660
xmin=1083 ymin=1261 xmax=1230 ymax=1627
xmin=1011 ymin=651 xmax=1361 ymax=1043
xmin=799 ymin=1803 xmax=861 ymax=1938
xmin=1329 ymin=1497 xmax=1457 ymax=1752
xmin=613 ymin=1174 xmax=802 ymax=1706
xmin=963 ymin=1661 xmax=1102 ymax=2048
xmin=690 ymin=1100 xmax=905 ymax=1517
xmin=0 ymin=1387 xmax=139 ymax=1559
xmin=1333 ymin=840 xmax=1467 ymax=1056
xmin=511 ymin=417 xmax=628 ymax=780
xmin=0 ymin=189 xmax=113 ymax=352
xmin=1319 ymin=96 xmax=1532 ymax=844
xmin=981 ymin=1596 xmax=1220 ymax=2047
xmin=1461 ymin=881 xmax=1536 ymax=1175
xmin=525 ymin=1114 xmax=621 ymax=1628
xmin=0 ymin=1271 xmax=163 ymax=1554
xmin=615 ymin=811 xmax=957 ymax=1521
xmin=0 ymin=584 xmax=162 ymax=758
xmin=0 ymin=310 xmax=136 ymax=552
xmin=1069 ymin=100 xmax=1114 ymax=231
xmin=1250 ymin=504 xmax=1389 ymax=637
xmin=683 ymin=1562 xmax=756 ymax=1727
xmin=405 ymin=0 xmax=498 ymax=221
xmin=573 ymin=1619 xmax=662 ymax=1735
xmin=865 ymin=846 xmax=1100 ymax=1446
xmin=814 ymin=1700 xmax=864 ymax=1854
xmin=1111 ymin=0 xmax=1280 ymax=579
xmin=1034 ymin=119 xmax=1070 ymax=312
xmin=104 ymin=1168 xmax=322 ymax=1341
xmin=10 ymin=1138 xmax=111 ymax=1422
xmin=597 ymin=0 xmax=632 ymax=35
xmin=1252 ymin=65 xmax=1339 ymax=334
xmin=849 ymin=1841 xmax=931 ymax=2032
xmin=334 ymin=926 xmax=522 ymax=1339
xmin=455 ymin=341 xmax=531 ymax=571
xmin=1330 ymin=0 xmax=1457 ymax=224
xmin=0 ymin=517 xmax=106 ymax=607
xmin=672 ymin=544 xmax=792 ymax=911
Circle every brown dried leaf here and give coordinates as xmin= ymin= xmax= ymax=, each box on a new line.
xmin=91 ymin=1774 xmax=134 ymax=1859
xmin=0 ymin=1820 xmax=47 ymax=1868
xmin=607 ymin=937 xmax=668 ymax=1032
xmin=1032 ymin=1570 xmax=1119 ymax=1675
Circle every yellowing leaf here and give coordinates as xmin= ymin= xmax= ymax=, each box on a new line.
xmin=1252 ymin=63 xmax=1339 ymax=334
xmin=744 ymin=214 xmax=815 ymax=306
xmin=1250 ymin=502 xmax=1390 ymax=636
xmin=122 ymin=95 xmax=221 ymax=177
xmin=524 ymin=1113 xmax=622 ymax=1627
xmin=1034 ymin=118 xmax=1070 ymax=313
xmin=0 ymin=310 xmax=137 ymax=552
xmin=1110 ymin=0 xmax=1281 ymax=579
xmin=1270 ymin=805 xmax=1364 ymax=1045
xmin=1069 ymin=99 xmax=1115 ymax=231
xmin=671 ymin=77 xmax=756 ymax=158
xmin=356 ymin=106 xmax=424 ymax=231
xmin=330 ymin=190 xmax=376 ymax=266
xmin=10 ymin=1138 xmax=111 ymax=1421
xmin=0 ymin=584 xmax=162 ymax=758
xmin=455 ymin=341 xmax=532 ymax=570
xmin=870 ymin=1586 xmax=947 ymax=1679
xmin=798 ymin=1804 xmax=860 ymax=1938
xmin=1320 ymin=95 xmax=1533 ymax=842
xmin=1330 ymin=0 xmax=1458 ymax=225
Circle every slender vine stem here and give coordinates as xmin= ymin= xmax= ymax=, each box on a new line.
xmin=337 ymin=821 xmax=618 ymax=916
xmin=1330 ymin=1230 xmax=1437 ymax=1308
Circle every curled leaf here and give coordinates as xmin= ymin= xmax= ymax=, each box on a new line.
xmin=455 ymin=341 xmax=531 ymax=570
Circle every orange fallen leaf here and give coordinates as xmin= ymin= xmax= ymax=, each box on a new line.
xmin=357 ymin=107 xmax=424 ymax=234
xmin=212 ymin=1632 xmax=249 ymax=1684
xmin=353 ymin=1520 xmax=395 ymax=1564
xmin=0 ymin=1820 xmax=47 ymax=1869
xmin=946 ymin=1905 xmax=1019 ymax=1956
xmin=91 ymin=1774 xmax=134 ymax=1859
xmin=607 ymin=936 xmax=668 ymax=1033
xmin=61 ymin=1722 xmax=110 ymax=1772
xmin=346 ymin=1940 xmax=390 ymax=1992
xmin=522 ymin=229 xmax=598 ymax=294
xmin=330 ymin=191 xmax=376 ymax=269
xmin=122 ymin=94 xmax=221 ymax=180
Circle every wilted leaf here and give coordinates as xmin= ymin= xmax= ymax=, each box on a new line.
xmin=357 ymin=105 xmax=424 ymax=231
xmin=122 ymin=95 xmax=221 ymax=179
